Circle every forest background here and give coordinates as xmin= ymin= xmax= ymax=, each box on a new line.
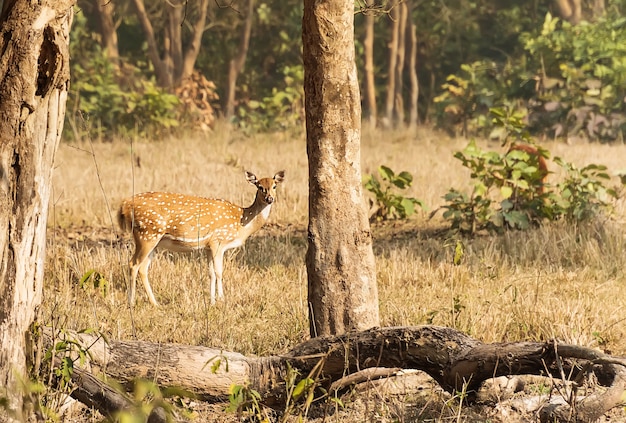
xmin=69 ymin=0 xmax=626 ymax=142
xmin=4 ymin=0 xmax=624 ymax=420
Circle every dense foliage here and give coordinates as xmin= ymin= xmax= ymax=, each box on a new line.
xmin=69 ymin=0 xmax=626 ymax=139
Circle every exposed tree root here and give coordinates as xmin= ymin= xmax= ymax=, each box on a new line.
xmin=41 ymin=326 xmax=626 ymax=422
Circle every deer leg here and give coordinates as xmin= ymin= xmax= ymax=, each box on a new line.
xmin=129 ymin=235 xmax=159 ymax=306
xmin=138 ymin=255 xmax=159 ymax=306
xmin=211 ymin=249 xmax=225 ymax=304
xmin=206 ymin=249 xmax=217 ymax=305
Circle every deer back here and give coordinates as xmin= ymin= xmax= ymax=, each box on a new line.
xmin=119 ymin=192 xmax=244 ymax=248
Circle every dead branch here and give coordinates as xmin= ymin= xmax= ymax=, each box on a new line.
xmin=41 ymin=326 xmax=626 ymax=422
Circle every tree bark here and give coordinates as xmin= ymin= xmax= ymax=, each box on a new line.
xmin=92 ymin=0 xmax=119 ymax=62
xmin=362 ymin=10 xmax=377 ymax=129
xmin=130 ymin=0 xmax=172 ymax=87
xmin=393 ymin=1 xmax=407 ymax=125
xmin=179 ymin=0 xmax=209 ymax=85
xmin=407 ymin=0 xmax=419 ymax=128
xmin=303 ymin=0 xmax=380 ymax=337
xmin=0 ymin=1 xmax=74 ymax=420
xmin=554 ymin=0 xmax=582 ymax=24
xmin=43 ymin=327 xmax=626 ymax=423
xmin=384 ymin=0 xmax=399 ymax=127
xmin=224 ymin=0 xmax=255 ymax=119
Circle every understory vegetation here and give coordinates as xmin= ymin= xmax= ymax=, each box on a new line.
xmin=34 ymin=127 xmax=626 ymax=421
xmin=70 ymin=1 xmax=626 ymax=140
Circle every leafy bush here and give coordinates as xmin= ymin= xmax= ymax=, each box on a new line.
xmin=66 ymin=12 xmax=179 ymax=140
xmin=435 ymin=12 xmax=626 ymax=142
xmin=522 ymin=13 xmax=626 ymax=141
xmin=439 ymin=109 xmax=622 ymax=235
xmin=440 ymin=139 xmax=550 ymax=233
xmin=552 ymin=158 xmax=618 ymax=221
xmin=235 ymin=65 xmax=304 ymax=134
xmin=364 ymin=166 xmax=425 ymax=222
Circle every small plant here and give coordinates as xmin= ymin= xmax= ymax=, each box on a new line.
xmin=439 ymin=138 xmax=549 ymax=234
xmin=551 ymin=158 xmax=619 ymax=221
xmin=78 ymin=269 xmax=109 ymax=297
xmin=364 ymin=165 xmax=425 ymax=222
xmin=225 ymin=383 xmax=269 ymax=422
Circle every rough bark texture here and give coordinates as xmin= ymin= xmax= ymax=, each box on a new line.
xmin=303 ymin=0 xmax=380 ymax=337
xmin=43 ymin=326 xmax=626 ymax=423
xmin=0 ymin=1 xmax=74 ymax=419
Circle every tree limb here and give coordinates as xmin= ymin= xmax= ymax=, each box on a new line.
xmin=41 ymin=326 xmax=626 ymax=422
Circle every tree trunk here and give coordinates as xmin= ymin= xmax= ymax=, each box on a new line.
xmin=224 ymin=0 xmax=255 ymax=119
xmin=43 ymin=327 xmax=626 ymax=423
xmin=362 ymin=10 xmax=377 ymax=129
xmin=554 ymin=0 xmax=582 ymax=24
xmin=167 ymin=3 xmax=183 ymax=83
xmin=407 ymin=0 xmax=419 ymax=128
xmin=393 ymin=1 xmax=407 ymax=125
xmin=131 ymin=0 xmax=209 ymax=88
xmin=384 ymin=0 xmax=399 ymax=127
xmin=303 ymin=0 xmax=380 ymax=337
xmin=130 ymin=0 xmax=172 ymax=87
xmin=93 ymin=0 xmax=119 ymax=62
xmin=0 ymin=1 xmax=74 ymax=420
xmin=179 ymin=0 xmax=209 ymax=85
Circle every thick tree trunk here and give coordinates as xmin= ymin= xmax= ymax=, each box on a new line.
xmin=362 ymin=11 xmax=377 ymax=129
xmin=303 ymin=0 xmax=380 ymax=337
xmin=554 ymin=0 xmax=582 ymax=24
xmin=224 ymin=0 xmax=255 ymax=119
xmin=0 ymin=1 xmax=74 ymax=420
xmin=167 ymin=3 xmax=183 ymax=82
xmin=43 ymin=327 xmax=626 ymax=423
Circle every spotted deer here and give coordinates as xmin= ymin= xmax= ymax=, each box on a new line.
xmin=118 ymin=170 xmax=285 ymax=306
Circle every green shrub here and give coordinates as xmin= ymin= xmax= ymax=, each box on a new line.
xmin=66 ymin=12 xmax=179 ymax=140
xmin=522 ymin=13 xmax=626 ymax=141
xmin=235 ymin=65 xmax=304 ymax=134
xmin=439 ymin=108 xmax=622 ymax=235
xmin=435 ymin=13 xmax=626 ymax=142
xmin=364 ymin=166 xmax=425 ymax=222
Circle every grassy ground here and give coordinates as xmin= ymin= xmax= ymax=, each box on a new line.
xmin=44 ymin=125 xmax=626 ymax=421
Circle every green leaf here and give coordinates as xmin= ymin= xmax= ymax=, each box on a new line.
xmin=401 ymin=198 xmax=415 ymax=217
xmin=292 ymin=378 xmax=313 ymax=400
xmin=378 ymin=165 xmax=394 ymax=181
xmin=500 ymin=186 xmax=513 ymax=199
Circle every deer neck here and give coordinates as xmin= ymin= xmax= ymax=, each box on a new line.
xmin=241 ymin=194 xmax=273 ymax=231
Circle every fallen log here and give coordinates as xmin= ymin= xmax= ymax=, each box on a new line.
xmin=42 ymin=326 xmax=626 ymax=422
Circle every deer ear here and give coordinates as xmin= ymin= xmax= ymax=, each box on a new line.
xmin=245 ymin=171 xmax=258 ymax=186
xmin=274 ymin=171 xmax=285 ymax=184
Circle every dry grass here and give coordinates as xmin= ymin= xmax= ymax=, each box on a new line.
xmin=44 ymin=125 xmax=626 ymax=421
